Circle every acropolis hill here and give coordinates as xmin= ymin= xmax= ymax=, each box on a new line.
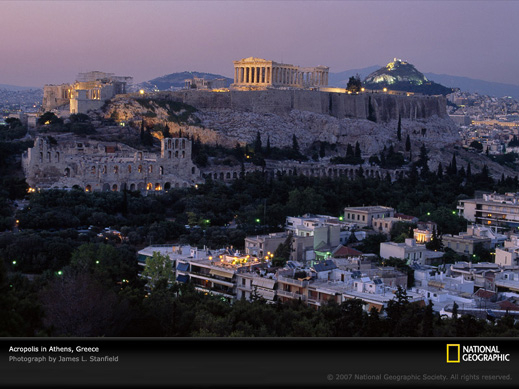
xmin=103 ymin=88 xmax=459 ymax=158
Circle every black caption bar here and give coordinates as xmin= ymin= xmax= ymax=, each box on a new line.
xmin=1 ymin=338 xmax=517 ymax=388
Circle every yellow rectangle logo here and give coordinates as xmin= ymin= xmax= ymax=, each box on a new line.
xmin=447 ymin=344 xmax=460 ymax=363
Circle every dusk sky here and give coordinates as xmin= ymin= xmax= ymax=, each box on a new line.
xmin=2 ymin=0 xmax=518 ymax=87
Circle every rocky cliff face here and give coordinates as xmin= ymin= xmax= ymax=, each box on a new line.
xmin=100 ymin=90 xmax=459 ymax=155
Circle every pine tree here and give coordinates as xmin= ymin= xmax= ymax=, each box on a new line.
xmin=447 ymin=154 xmax=457 ymax=176
xmin=466 ymin=163 xmax=472 ymax=179
xmin=292 ymin=134 xmax=299 ymax=153
xmin=354 ymin=142 xmax=361 ymax=159
xmin=405 ymin=134 xmax=411 ymax=152
xmin=266 ymin=136 xmax=271 ymax=156
xmin=397 ymin=115 xmax=402 ymax=141
xmin=437 ymin=163 xmax=443 ymax=179
xmin=319 ymin=142 xmax=326 ymax=158
xmin=254 ymin=131 xmax=262 ymax=154
xmin=346 ymin=144 xmax=354 ymax=157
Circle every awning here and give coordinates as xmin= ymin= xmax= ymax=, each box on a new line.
xmin=176 ymin=274 xmax=189 ymax=283
xmin=252 ymin=278 xmax=276 ymax=289
xmin=209 ymin=269 xmax=234 ymax=278
xmin=258 ymin=289 xmax=276 ymax=300
xmin=177 ymin=262 xmax=189 ymax=272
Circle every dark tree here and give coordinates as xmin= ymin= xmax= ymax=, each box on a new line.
xmin=405 ymin=134 xmax=411 ymax=152
xmin=292 ymin=134 xmax=299 ymax=153
xmin=319 ymin=142 xmax=326 ymax=158
xmin=265 ymin=136 xmax=271 ymax=156
xmin=346 ymin=144 xmax=354 ymax=157
xmin=254 ymin=131 xmax=262 ymax=154
xmin=346 ymin=74 xmax=362 ymax=93
xmin=397 ymin=115 xmax=402 ymax=141
xmin=436 ymin=163 xmax=443 ymax=179
xmin=447 ymin=154 xmax=457 ymax=176
xmin=354 ymin=142 xmax=362 ymax=159
xmin=163 ymin=124 xmax=171 ymax=138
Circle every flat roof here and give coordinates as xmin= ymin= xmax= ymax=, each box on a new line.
xmin=344 ymin=206 xmax=394 ymax=213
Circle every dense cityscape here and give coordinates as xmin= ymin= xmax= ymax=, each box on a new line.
xmin=3 ymin=1 xmax=519 ymax=387
xmin=1 ymin=55 xmax=519 ymax=339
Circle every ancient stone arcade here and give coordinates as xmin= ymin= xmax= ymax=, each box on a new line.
xmin=231 ymin=57 xmax=329 ymax=90
xmin=22 ymin=137 xmax=203 ymax=192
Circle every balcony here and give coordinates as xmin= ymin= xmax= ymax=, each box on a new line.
xmin=277 ymin=289 xmax=306 ymax=301
xmin=277 ymin=276 xmax=309 ymax=288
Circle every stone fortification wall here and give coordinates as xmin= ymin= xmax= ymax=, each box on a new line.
xmin=22 ymin=136 xmax=203 ymax=192
xmin=166 ymin=90 xmax=447 ymax=122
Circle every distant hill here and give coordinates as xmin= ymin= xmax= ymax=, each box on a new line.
xmin=331 ymin=65 xmax=519 ymax=99
xmin=328 ymin=65 xmax=381 ymax=88
xmin=362 ymin=59 xmax=453 ymax=96
xmin=423 ymin=73 xmax=519 ymax=99
xmin=138 ymin=72 xmax=233 ymax=91
xmin=0 ymin=84 xmax=40 ymax=91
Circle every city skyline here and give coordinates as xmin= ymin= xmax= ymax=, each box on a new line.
xmin=1 ymin=0 xmax=518 ymax=87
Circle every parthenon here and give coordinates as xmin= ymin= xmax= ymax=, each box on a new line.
xmin=231 ymin=57 xmax=329 ymax=90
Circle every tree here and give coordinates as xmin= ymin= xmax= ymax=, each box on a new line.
xmin=163 ymin=124 xmax=171 ymax=138
xmin=292 ymin=134 xmax=299 ymax=153
xmin=470 ymin=140 xmax=483 ymax=151
xmin=254 ymin=131 xmax=262 ymax=154
xmin=273 ymin=233 xmax=293 ymax=265
xmin=425 ymin=226 xmax=442 ymax=251
xmin=354 ymin=142 xmax=362 ymax=159
xmin=142 ymin=252 xmax=174 ymax=290
xmin=346 ymin=74 xmax=362 ymax=93
xmin=418 ymin=143 xmax=429 ymax=178
xmin=319 ymin=142 xmax=326 ymax=158
xmin=265 ymin=136 xmax=271 ymax=157
xmin=37 ymin=112 xmax=63 ymax=126
xmin=397 ymin=115 xmax=402 ymax=141
xmin=405 ymin=134 xmax=411 ymax=152
xmin=436 ymin=162 xmax=443 ymax=179
xmin=447 ymin=154 xmax=457 ymax=176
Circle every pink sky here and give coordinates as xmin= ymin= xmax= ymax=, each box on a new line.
xmin=1 ymin=0 xmax=518 ymax=87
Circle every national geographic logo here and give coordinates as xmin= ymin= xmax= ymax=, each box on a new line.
xmin=447 ymin=344 xmax=460 ymax=363
xmin=447 ymin=344 xmax=510 ymax=363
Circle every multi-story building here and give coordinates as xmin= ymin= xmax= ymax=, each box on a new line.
xmin=457 ymin=192 xmax=519 ymax=228
xmin=441 ymin=225 xmax=500 ymax=256
xmin=138 ymin=244 xmax=423 ymax=311
xmin=413 ymin=221 xmax=437 ymax=243
xmin=380 ymin=238 xmax=427 ymax=264
xmin=245 ymin=214 xmax=350 ymax=264
xmin=343 ymin=206 xmax=395 ymax=228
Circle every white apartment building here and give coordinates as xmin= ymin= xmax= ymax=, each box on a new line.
xmin=458 ymin=192 xmax=519 ymax=228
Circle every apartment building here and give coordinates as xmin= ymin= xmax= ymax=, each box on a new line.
xmin=343 ymin=206 xmax=395 ymax=228
xmin=457 ymin=192 xmax=519 ymax=228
